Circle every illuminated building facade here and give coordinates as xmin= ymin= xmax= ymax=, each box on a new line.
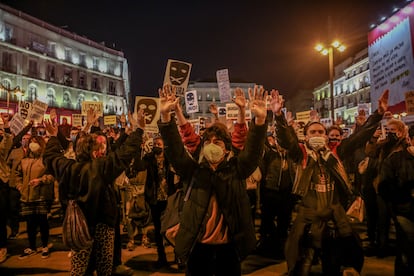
xmin=0 ymin=3 xmax=130 ymax=123
xmin=313 ymin=48 xmax=371 ymax=125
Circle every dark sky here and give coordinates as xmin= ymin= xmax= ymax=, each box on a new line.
xmin=0 ymin=0 xmax=405 ymax=99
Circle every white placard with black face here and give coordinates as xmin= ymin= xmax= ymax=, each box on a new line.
xmin=185 ymin=90 xmax=199 ymax=114
xmin=163 ymin=59 xmax=192 ymax=96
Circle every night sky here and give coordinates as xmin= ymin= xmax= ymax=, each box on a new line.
xmin=0 ymin=0 xmax=405 ymax=100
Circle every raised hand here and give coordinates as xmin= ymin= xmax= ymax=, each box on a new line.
xmin=44 ymin=119 xmax=58 ymax=137
xmin=129 ymin=109 xmax=145 ymax=131
xmin=233 ymin=88 xmax=246 ymax=110
xmin=86 ymin=108 xmax=99 ymax=126
xmin=49 ymin=109 xmax=57 ymax=126
xmin=248 ymin=85 xmax=267 ymax=125
xmin=159 ymin=84 xmax=179 ymax=122
xmin=1 ymin=113 xmax=11 ymax=128
xmin=269 ymin=89 xmax=284 ymax=116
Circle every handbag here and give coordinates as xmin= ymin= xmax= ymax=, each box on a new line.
xmin=62 ymin=200 xmax=93 ymax=250
xmin=161 ymin=180 xmax=194 ymax=246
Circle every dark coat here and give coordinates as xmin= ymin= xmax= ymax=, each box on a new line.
xmin=43 ymin=129 xmax=143 ymax=232
xmin=158 ymin=119 xmax=266 ymax=264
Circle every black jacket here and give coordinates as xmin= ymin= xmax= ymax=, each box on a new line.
xmin=158 ymin=119 xmax=266 ymax=264
xmin=43 ymin=129 xmax=143 ymax=232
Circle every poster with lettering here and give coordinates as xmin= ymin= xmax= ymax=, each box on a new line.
xmin=163 ymin=59 xmax=192 ymax=96
xmin=216 ymin=69 xmax=232 ymax=103
xmin=368 ymin=1 xmax=414 ymax=112
xmin=104 ymin=115 xmax=117 ymax=126
xmin=27 ymin=100 xmax=48 ymax=123
xmin=185 ymin=90 xmax=199 ymax=114
xmin=225 ymin=103 xmax=239 ymax=120
xmin=9 ymin=113 xmax=25 ymax=136
xmin=81 ymin=101 xmax=103 ymax=116
xmin=135 ymin=96 xmax=160 ymax=133
xmin=19 ymin=101 xmax=33 ymax=120
xmin=72 ymin=114 xmax=84 ymax=128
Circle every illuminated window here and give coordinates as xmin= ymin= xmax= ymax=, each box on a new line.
xmin=64 ymin=48 xmax=71 ymax=62
xmin=1 ymin=79 xmax=10 ymax=99
xmin=47 ymin=42 xmax=56 ymax=57
xmin=93 ymin=57 xmax=99 ymax=70
xmin=27 ymin=85 xmax=37 ymax=102
xmin=79 ymin=53 xmax=86 ymax=67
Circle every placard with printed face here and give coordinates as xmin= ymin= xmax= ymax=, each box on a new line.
xmin=185 ymin=90 xmax=199 ymax=114
xmin=163 ymin=59 xmax=192 ymax=96
xmin=135 ymin=96 xmax=160 ymax=133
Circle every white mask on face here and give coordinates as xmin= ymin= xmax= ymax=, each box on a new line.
xmin=29 ymin=142 xmax=41 ymax=153
xmin=308 ymin=136 xmax=326 ymax=151
xmin=203 ymin=143 xmax=225 ymax=164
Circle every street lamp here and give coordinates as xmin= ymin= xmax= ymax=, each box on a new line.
xmin=0 ymin=83 xmax=24 ymax=112
xmin=315 ymin=40 xmax=346 ymax=124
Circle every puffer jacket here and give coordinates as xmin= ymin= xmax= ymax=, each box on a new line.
xmin=16 ymin=157 xmax=54 ymax=202
xmin=158 ymin=119 xmax=266 ymax=264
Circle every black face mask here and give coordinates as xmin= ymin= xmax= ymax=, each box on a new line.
xmin=152 ymin=147 xmax=163 ymax=155
xmin=387 ymin=132 xmax=399 ymax=144
xmin=328 ymin=138 xmax=340 ymax=143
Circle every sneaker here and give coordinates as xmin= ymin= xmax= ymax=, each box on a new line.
xmin=19 ymin=248 xmax=37 ymax=259
xmin=41 ymin=247 xmax=49 ymax=259
xmin=0 ymin=248 xmax=7 ymax=263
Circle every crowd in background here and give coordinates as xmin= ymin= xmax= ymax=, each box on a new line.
xmin=0 ymin=85 xmax=413 ymax=276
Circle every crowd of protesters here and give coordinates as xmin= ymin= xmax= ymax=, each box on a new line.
xmin=0 ymin=84 xmax=413 ymax=276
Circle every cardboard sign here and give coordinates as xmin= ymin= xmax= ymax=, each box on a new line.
xmin=9 ymin=113 xmax=26 ymax=136
xmin=226 ymin=103 xmax=239 ymax=120
xmin=81 ymin=101 xmax=103 ymax=116
xmin=19 ymin=101 xmax=33 ymax=120
xmin=135 ymin=96 xmax=160 ymax=133
xmin=72 ymin=114 xmax=84 ymax=128
xmin=216 ymin=69 xmax=232 ymax=103
xmin=27 ymin=100 xmax=48 ymax=123
xmin=185 ymin=90 xmax=199 ymax=114
xmin=104 ymin=115 xmax=117 ymax=126
xmin=163 ymin=59 xmax=192 ymax=96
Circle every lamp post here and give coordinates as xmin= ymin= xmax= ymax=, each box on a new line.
xmin=315 ymin=41 xmax=346 ymax=124
xmin=0 ymin=83 xmax=24 ymax=113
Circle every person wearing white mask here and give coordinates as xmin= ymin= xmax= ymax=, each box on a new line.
xmin=157 ymin=84 xmax=267 ymax=275
xmin=15 ymin=136 xmax=55 ymax=260
xmin=270 ymin=89 xmax=388 ymax=276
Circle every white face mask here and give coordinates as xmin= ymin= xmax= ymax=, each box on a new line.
xmin=203 ymin=143 xmax=225 ymax=164
xmin=308 ymin=136 xmax=326 ymax=151
xmin=29 ymin=142 xmax=41 ymax=153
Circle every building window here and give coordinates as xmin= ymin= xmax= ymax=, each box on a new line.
xmin=109 ymin=81 xmax=116 ymax=94
xmin=206 ymin=93 xmax=212 ymax=101
xmin=76 ymin=94 xmax=85 ymax=110
xmin=79 ymin=72 xmax=86 ymax=88
xmin=28 ymin=60 xmax=38 ymax=77
xmin=1 ymin=52 xmax=14 ymax=72
xmin=47 ymin=42 xmax=56 ymax=57
xmin=64 ymin=48 xmax=71 ymax=62
xmin=46 ymin=64 xmax=55 ymax=82
xmin=1 ymin=79 xmax=11 ymax=99
xmin=80 ymin=53 xmax=86 ymax=67
xmin=92 ymin=96 xmax=99 ymax=102
xmin=92 ymin=77 xmax=99 ymax=91
xmin=64 ymin=68 xmax=73 ymax=86
xmin=93 ymin=57 xmax=99 ymax=70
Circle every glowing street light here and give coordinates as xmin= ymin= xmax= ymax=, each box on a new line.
xmin=315 ymin=40 xmax=346 ymax=124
